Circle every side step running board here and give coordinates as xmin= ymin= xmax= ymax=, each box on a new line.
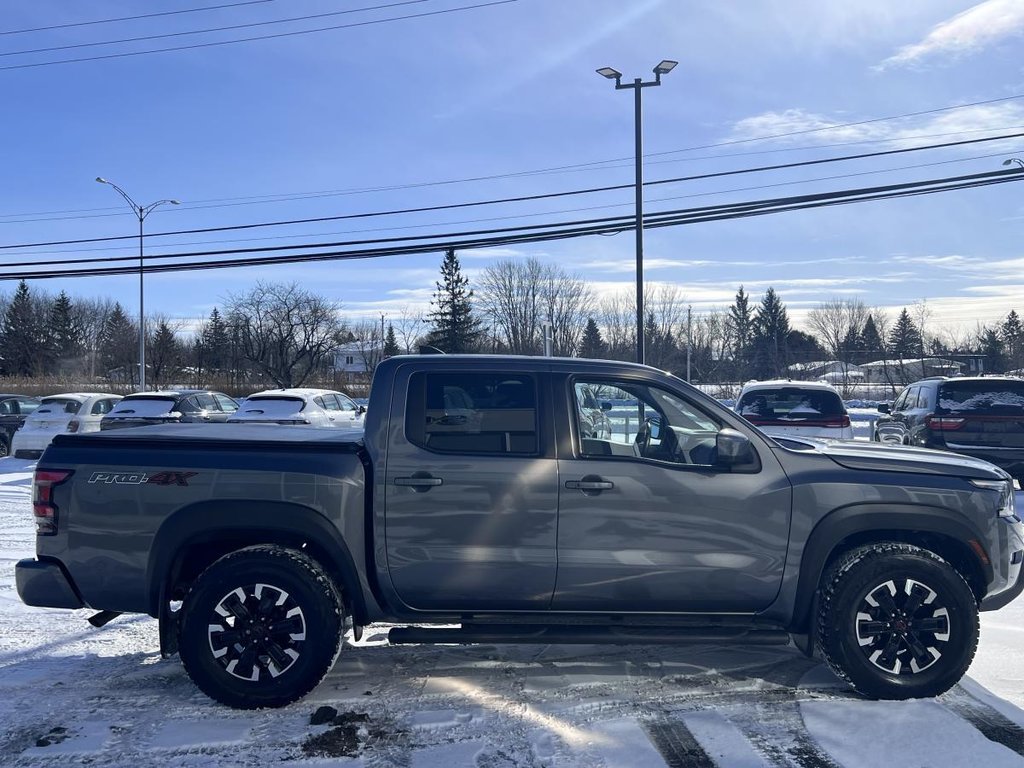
xmin=387 ymin=624 xmax=790 ymax=646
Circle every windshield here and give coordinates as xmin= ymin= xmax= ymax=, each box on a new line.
xmin=108 ymin=397 xmax=177 ymax=417
xmin=937 ymin=381 xmax=1024 ymax=414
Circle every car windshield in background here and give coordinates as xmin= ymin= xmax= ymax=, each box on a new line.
xmin=737 ymin=388 xmax=845 ymax=422
xmin=35 ymin=399 xmax=81 ymax=415
xmin=109 ymin=397 xmax=177 ymax=417
xmin=937 ymin=381 xmax=1024 ymax=414
xmin=237 ymin=397 xmax=306 ymax=417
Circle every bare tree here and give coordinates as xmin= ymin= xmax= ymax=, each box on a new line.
xmin=349 ymin=319 xmax=385 ymax=376
xmin=74 ymin=297 xmax=115 ymax=380
xmin=912 ymin=298 xmax=933 ymax=359
xmin=224 ymin=282 xmax=343 ymax=388
xmin=393 ymin=305 xmax=429 ymax=354
xmin=476 ymin=257 xmax=591 ymax=356
xmin=807 ymin=298 xmax=869 ymax=390
xmin=598 ymin=291 xmax=635 ymax=361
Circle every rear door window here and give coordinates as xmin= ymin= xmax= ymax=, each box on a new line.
xmin=407 ymin=372 xmax=538 ymax=455
xmin=937 ymin=381 xmax=1024 ymax=414
xmin=214 ymin=394 xmax=238 ymax=412
xmin=17 ymin=399 xmax=40 ymax=415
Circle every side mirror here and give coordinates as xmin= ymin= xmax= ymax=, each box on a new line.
xmin=717 ymin=428 xmax=755 ymax=467
xmin=356 ymin=405 xmax=367 ymax=415
xmin=600 ymin=401 xmax=612 ymax=411
xmin=877 ymin=403 xmax=890 ymax=414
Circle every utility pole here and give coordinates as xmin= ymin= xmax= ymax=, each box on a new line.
xmin=686 ymin=305 xmax=692 ymax=382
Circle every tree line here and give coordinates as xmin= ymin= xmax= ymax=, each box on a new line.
xmin=1 ymin=249 xmax=1021 ymax=392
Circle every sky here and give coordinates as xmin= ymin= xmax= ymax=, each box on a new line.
xmin=1 ymin=0 xmax=1023 ymax=342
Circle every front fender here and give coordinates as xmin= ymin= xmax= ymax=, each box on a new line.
xmin=786 ymin=502 xmax=991 ymax=632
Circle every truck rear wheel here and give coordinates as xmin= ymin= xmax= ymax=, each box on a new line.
xmin=816 ymin=543 xmax=978 ymax=700
xmin=178 ymin=544 xmax=344 ymax=709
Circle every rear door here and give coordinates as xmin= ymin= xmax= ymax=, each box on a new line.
xmin=553 ymin=373 xmax=792 ymax=613
xmin=383 ymin=365 xmax=557 ymax=611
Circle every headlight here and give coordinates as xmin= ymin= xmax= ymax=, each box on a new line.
xmin=971 ymin=479 xmax=1017 ymax=519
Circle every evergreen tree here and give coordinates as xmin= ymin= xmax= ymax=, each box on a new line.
xmin=751 ymin=287 xmax=790 ymax=378
xmin=0 ymin=281 xmax=43 ymax=376
xmin=382 ymin=324 xmax=401 ymax=358
xmin=44 ymin=291 xmax=82 ymax=375
xmin=728 ymin=286 xmax=754 ymax=377
xmin=841 ymin=326 xmax=862 ymax=355
xmin=149 ymin=322 xmax=181 ymax=387
xmin=579 ymin=318 xmax=606 ymax=359
xmin=887 ymin=308 xmax=923 ymax=359
xmin=980 ymin=327 xmax=1005 ymax=373
xmin=860 ymin=314 xmax=884 ymax=354
xmin=1000 ymin=310 xmax=1023 ymax=370
xmin=200 ymin=307 xmax=231 ymax=372
xmin=425 ymin=248 xmax=482 ymax=353
xmin=100 ymin=303 xmax=138 ymax=384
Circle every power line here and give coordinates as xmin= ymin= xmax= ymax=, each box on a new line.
xmin=0 ymin=1 xmax=429 ymax=58
xmin=4 ymin=173 xmax=1019 ymax=281
xmin=2 ymin=130 xmax=1022 ymax=249
xmin=3 ymin=121 xmax=1023 ymax=224
xmin=0 ymin=0 xmax=517 ymax=71
xmin=3 ymin=145 xmax=1019 ymax=260
xmin=2 ymin=168 xmax=1020 ymax=277
xmin=0 ymin=1 xmax=275 ymax=36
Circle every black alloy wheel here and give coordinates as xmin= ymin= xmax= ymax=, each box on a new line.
xmin=208 ymin=582 xmax=307 ymax=682
xmin=854 ymin=577 xmax=951 ymax=676
xmin=817 ymin=542 xmax=978 ymax=700
xmin=179 ymin=545 xmax=344 ymax=709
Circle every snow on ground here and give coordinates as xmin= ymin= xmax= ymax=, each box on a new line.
xmin=1 ymin=459 xmax=1023 ymax=767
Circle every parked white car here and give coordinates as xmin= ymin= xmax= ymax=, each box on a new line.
xmin=12 ymin=392 xmax=123 ymax=458
xmin=735 ymin=380 xmax=854 ymax=440
xmin=228 ymin=388 xmax=365 ymax=427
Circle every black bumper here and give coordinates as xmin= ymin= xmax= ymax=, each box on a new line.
xmin=16 ymin=558 xmax=84 ymax=609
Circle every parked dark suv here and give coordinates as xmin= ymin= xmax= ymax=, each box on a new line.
xmin=875 ymin=376 xmax=1024 ymax=482
xmin=0 ymin=394 xmax=40 ymax=457
xmin=100 ymin=390 xmax=239 ymax=430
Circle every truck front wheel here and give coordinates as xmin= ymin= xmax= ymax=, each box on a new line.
xmin=816 ymin=543 xmax=978 ymax=700
xmin=178 ymin=544 xmax=344 ymax=709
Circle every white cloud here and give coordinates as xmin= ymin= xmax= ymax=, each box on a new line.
xmin=879 ymin=0 xmax=1024 ymax=69
xmin=728 ymin=103 xmax=1024 ymax=149
xmin=577 ymin=257 xmax=713 ymax=272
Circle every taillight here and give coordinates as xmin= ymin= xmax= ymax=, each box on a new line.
xmin=33 ymin=469 xmax=73 ymax=536
xmin=66 ymin=420 xmax=80 ymax=433
xmin=926 ymin=416 xmax=966 ymax=430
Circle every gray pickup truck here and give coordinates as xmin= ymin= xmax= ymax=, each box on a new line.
xmin=16 ymin=355 xmax=1024 ymax=709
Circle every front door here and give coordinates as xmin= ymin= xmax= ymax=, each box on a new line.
xmin=384 ymin=367 xmax=558 ymax=611
xmin=553 ymin=375 xmax=792 ymax=613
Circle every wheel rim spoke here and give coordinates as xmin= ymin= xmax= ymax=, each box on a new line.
xmin=208 ymin=582 xmax=307 ymax=682
xmin=857 ymin=576 xmax=949 ymax=676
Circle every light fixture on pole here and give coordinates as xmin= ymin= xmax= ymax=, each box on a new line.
xmin=95 ymin=178 xmax=179 ymax=391
xmin=597 ymin=60 xmax=677 ymax=365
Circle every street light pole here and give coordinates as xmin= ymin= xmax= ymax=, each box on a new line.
xmin=597 ymin=60 xmax=677 ymax=365
xmin=96 ymin=178 xmax=179 ymax=391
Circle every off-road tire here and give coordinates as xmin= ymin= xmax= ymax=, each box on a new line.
xmin=178 ymin=544 xmax=344 ymax=709
xmin=816 ymin=542 xmax=978 ymax=700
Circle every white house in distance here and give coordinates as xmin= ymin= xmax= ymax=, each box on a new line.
xmin=787 ymin=360 xmax=865 ymax=382
xmin=333 ymin=340 xmax=382 ymax=374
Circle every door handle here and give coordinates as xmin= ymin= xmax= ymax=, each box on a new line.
xmin=395 ymin=474 xmax=443 ymax=491
xmin=565 ymin=478 xmax=614 ymax=491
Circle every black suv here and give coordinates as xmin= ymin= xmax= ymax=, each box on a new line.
xmin=875 ymin=376 xmax=1024 ymax=482
xmin=100 ymin=390 xmax=239 ymax=430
